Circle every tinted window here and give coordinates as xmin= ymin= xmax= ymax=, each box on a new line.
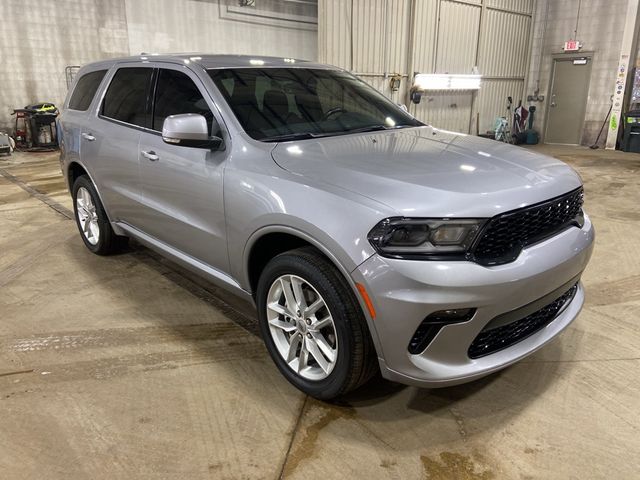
xmin=102 ymin=68 xmax=153 ymax=127
xmin=68 ymin=70 xmax=107 ymax=111
xmin=152 ymin=69 xmax=214 ymax=134
xmin=208 ymin=68 xmax=421 ymax=141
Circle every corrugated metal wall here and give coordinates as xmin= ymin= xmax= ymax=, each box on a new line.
xmin=318 ymin=0 xmax=534 ymax=134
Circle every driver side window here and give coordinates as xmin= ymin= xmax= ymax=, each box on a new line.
xmin=152 ymin=69 xmax=216 ymax=135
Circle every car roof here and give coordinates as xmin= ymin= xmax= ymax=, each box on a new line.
xmin=81 ymin=53 xmax=338 ymax=71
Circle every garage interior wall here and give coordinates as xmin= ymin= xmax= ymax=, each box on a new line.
xmin=525 ymin=0 xmax=638 ymax=145
xmin=318 ymin=0 xmax=535 ymax=135
xmin=0 ymin=0 xmax=317 ymax=132
xmin=319 ymin=0 xmax=640 ymax=146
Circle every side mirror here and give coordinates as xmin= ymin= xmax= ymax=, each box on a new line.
xmin=162 ymin=113 xmax=223 ymax=149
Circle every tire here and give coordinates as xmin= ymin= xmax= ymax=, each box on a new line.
xmin=256 ymin=247 xmax=377 ymax=400
xmin=72 ymin=175 xmax=127 ymax=255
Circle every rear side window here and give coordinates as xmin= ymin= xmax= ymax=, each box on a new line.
xmin=68 ymin=70 xmax=107 ymax=111
xmin=101 ymin=67 xmax=153 ymax=128
xmin=152 ymin=69 xmax=213 ymax=134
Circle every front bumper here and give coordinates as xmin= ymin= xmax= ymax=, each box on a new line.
xmin=353 ymin=214 xmax=595 ymax=388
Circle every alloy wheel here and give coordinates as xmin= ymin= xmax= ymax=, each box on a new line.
xmin=266 ymin=274 xmax=338 ymax=380
xmin=76 ymin=186 xmax=100 ymax=245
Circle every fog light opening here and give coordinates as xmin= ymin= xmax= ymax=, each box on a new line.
xmin=408 ymin=308 xmax=476 ymax=354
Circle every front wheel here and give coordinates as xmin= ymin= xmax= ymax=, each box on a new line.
xmin=256 ymin=247 xmax=376 ymax=399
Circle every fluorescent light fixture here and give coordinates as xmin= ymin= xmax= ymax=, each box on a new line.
xmin=414 ymin=74 xmax=482 ymax=91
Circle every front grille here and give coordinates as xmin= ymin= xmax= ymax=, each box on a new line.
xmin=468 ymin=283 xmax=578 ymax=359
xmin=472 ymin=187 xmax=584 ymax=265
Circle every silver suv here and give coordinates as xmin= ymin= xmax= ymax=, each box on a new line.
xmin=59 ymin=54 xmax=594 ymax=399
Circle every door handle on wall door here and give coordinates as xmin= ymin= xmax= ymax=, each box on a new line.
xmin=141 ymin=150 xmax=159 ymax=161
xmin=82 ymin=133 xmax=95 ymax=141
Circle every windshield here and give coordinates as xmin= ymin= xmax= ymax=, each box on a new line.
xmin=208 ymin=68 xmax=422 ymax=141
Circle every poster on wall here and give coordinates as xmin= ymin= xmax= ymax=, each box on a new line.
xmin=219 ymin=0 xmax=318 ymax=30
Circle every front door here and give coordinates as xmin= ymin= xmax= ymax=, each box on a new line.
xmin=137 ymin=66 xmax=229 ymax=272
xmin=545 ymin=57 xmax=592 ymax=144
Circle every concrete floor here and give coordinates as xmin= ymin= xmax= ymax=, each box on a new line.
xmin=0 ymin=145 xmax=639 ymax=479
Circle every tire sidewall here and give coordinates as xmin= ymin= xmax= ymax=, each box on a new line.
xmin=256 ymin=254 xmax=357 ymax=399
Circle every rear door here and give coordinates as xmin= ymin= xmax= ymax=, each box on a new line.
xmin=83 ymin=65 xmax=154 ymax=225
xmin=137 ymin=65 xmax=229 ymax=272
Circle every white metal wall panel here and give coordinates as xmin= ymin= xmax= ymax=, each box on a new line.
xmin=413 ymin=92 xmax=474 ymax=132
xmin=317 ymin=0 xmax=534 ymax=135
xmin=386 ymin=0 xmax=412 ymax=74
xmin=411 ymin=0 xmax=438 ymax=72
xmin=476 ymin=79 xmax=524 ymax=134
xmin=486 ymin=0 xmax=534 ymax=14
xmin=436 ymin=1 xmax=481 ymax=74
xmin=318 ymin=0 xmax=352 ymax=69
xmin=479 ymin=9 xmax=531 ymax=77
xmin=352 ymin=0 xmax=385 ymax=73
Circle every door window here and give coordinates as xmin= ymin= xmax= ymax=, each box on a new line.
xmin=101 ymin=67 xmax=153 ymax=128
xmin=152 ymin=69 xmax=214 ymax=134
xmin=68 ymin=70 xmax=107 ymax=111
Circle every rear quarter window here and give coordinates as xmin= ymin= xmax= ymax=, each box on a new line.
xmin=68 ymin=70 xmax=107 ymax=111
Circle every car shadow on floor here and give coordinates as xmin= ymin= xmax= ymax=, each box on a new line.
xmin=71 ymin=236 xmax=568 ymax=426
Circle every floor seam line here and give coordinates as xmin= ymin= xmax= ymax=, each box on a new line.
xmin=277 ymin=395 xmax=308 ymax=480
xmin=0 ymin=167 xmax=73 ymax=220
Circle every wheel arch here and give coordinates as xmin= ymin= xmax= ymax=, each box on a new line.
xmin=66 ymin=161 xmax=116 ymax=227
xmin=67 ymin=161 xmax=89 ymax=192
xmin=243 ymin=226 xmax=384 ymax=357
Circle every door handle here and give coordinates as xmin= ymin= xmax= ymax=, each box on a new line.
xmin=141 ymin=150 xmax=159 ymax=161
xmin=82 ymin=133 xmax=95 ymax=141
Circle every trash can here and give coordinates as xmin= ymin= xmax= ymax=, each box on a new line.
xmin=622 ymin=110 xmax=640 ymax=153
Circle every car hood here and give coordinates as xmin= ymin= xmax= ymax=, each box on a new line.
xmin=271 ymin=126 xmax=583 ymax=217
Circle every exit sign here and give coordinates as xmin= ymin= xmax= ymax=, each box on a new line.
xmin=564 ymin=40 xmax=581 ymax=51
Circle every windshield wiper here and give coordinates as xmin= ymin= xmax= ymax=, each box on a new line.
xmin=260 ymin=132 xmax=320 ymax=142
xmin=260 ymin=124 xmax=414 ymax=143
xmin=341 ymin=125 xmax=390 ymax=135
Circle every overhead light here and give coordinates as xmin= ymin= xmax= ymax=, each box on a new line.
xmin=414 ymin=74 xmax=482 ymax=91
xmin=250 ymin=59 xmax=265 ymax=65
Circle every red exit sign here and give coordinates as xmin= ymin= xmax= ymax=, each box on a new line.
xmin=564 ymin=40 xmax=581 ymax=51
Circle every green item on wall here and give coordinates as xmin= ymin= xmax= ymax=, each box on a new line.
xmin=610 ymin=114 xmax=617 ymax=130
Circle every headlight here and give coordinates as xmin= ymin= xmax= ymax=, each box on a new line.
xmin=368 ymin=218 xmax=485 ymax=259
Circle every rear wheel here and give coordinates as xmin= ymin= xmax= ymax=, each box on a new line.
xmin=256 ymin=247 xmax=376 ymax=399
xmin=72 ymin=175 xmax=127 ymax=255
